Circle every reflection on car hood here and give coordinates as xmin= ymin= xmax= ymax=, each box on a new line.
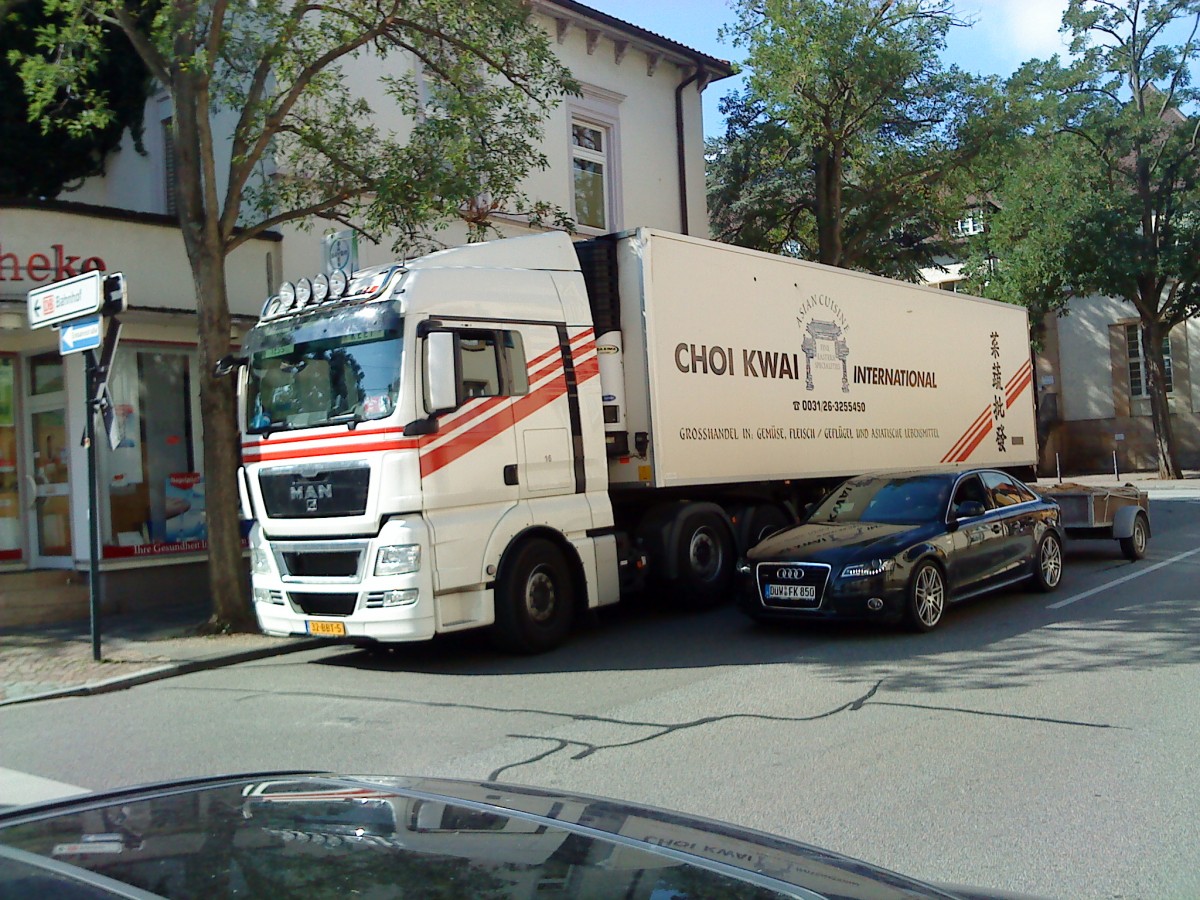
xmin=0 ymin=772 xmax=1043 ymax=900
xmin=749 ymin=521 xmax=923 ymax=561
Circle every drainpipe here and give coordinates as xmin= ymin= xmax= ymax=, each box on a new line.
xmin=675 ymin=65 xmax=705 ymax=235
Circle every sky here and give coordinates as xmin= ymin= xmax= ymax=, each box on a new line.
xmin=582 ymin=0 xmax=1076 ymax=136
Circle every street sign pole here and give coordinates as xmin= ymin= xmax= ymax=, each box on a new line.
xmin=84 ymin=348 xmax=102 ymax=662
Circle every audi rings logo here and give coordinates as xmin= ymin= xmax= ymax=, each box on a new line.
xmin=775 ymin=567 xmax=807 ymax=581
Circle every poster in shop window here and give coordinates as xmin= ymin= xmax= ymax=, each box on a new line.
xmin=105 ymin=352 xmax=143 ymax=486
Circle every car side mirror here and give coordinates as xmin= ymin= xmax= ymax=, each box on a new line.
xmin=955 ymin=500 xmax=987 ymax=521
xmin=424 ymin=331 xmax=461 ymax=414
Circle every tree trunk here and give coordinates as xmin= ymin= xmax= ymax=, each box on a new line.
xmin=1142 ymin=320 xmax=1183 ymax=480
xmin=172 ymin=71 xmax=255 ymax=632
xmin=189 ymin=245 xmax=255 ymax=631
xmin=814 ymin=145 xmax=844 ymax=267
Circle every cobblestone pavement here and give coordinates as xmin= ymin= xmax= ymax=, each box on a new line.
xmin=0 ymin=607 xmax=315 ymax=704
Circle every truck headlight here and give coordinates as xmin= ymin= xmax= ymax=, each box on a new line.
xmin=251 ymin=549 xmax=271 ymax=574
xmin=375 ymin=544 xmax=421 ymax=576
xmin=842 ymin=558 xmax=895 ymax=578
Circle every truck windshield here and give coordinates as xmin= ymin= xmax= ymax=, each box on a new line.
xmin=243 ymin=302 xmax=403 ymax=434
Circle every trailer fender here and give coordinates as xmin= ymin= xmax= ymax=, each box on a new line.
xmin=1112 ymin=505 xmax=1149 ymax=540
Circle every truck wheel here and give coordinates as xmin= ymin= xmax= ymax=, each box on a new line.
xmin=671 ymin=507 xmax=735 ymax=609
xmin=1120 ymin=514 xmax=1148 ymax=561
xmin=905 ymin=561 xmax=945 ymax=632
xmin=492 ymin=538 xmax=574 ymax=654
xmin=1033 ymin=532 xmax=1063 ymax=592
xmin=737 ymin=503 xmax=793 ymax=551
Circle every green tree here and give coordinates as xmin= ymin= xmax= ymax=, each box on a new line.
xmin=12 ymin=0 xmax=576 ymax=629
xmin=963 ymin=0 xmax=1200 ymax=479
xmin=1 ymin=0 xmax=153 ymax=196
xmin=710 ymin=0 xmax=1009 ymax=281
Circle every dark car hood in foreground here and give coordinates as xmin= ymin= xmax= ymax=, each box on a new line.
xmin=0 ymin=772 xmax=1044 ymax=900
xmin=749 ymin=520 xmax=932 ymax=563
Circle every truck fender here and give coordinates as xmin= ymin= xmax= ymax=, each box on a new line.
xmin=1112 ymin=505 xmax=1149 ymax=540
xmin=484 ymin=510 xmax=591 ymax=610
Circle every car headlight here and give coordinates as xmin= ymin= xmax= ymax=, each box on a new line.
xmin=842 ymin=558 xmax=895 ymax=578
xmin=251 ymin=549 xmax=271 ymax=574
xmin=375 ymin=544 xmax=421 ymax=576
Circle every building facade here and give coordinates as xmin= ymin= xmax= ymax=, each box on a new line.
xmin=0 ymin=1 xmax=731 ymax=626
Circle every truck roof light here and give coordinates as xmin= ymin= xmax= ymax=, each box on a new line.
xmin=277 ymin=282 xmax=296 ymax=314
xmin=329 ymin=270 xmax=348 ymax=300
xmin=312 ymin=273 xmax=330 ymax=303
xmin=295 ymin=277 xmax=313 ymax=306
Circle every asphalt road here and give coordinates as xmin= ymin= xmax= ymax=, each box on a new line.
xmin=3 ymin=494 xmax=1199 ymax=899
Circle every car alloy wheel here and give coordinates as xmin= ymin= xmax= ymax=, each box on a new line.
xmin=1034 ymin=533 xmax=1063 ymax=592
xmin=907 ymin=562 xmax=945 ymax=632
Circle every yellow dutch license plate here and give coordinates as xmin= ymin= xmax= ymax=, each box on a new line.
xmin=307 ymin=620 xmax=346 ymax=637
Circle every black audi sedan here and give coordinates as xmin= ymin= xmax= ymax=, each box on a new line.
xmin=738 ymin=468 xmax=1064 ymax=631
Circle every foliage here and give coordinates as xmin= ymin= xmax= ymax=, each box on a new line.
xmin=1 ymin=0 xmax=153 ymax=197
xmin=10 ymin=0 xmax=578 ymax=627
xmin=709 ymin=0 xmax=1011 ymax=281
xmin=962 ymin=0 xmax=1200 ymax=477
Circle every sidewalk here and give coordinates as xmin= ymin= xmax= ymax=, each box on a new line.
xmin=0 ymin=605 xmax=319 ymax=707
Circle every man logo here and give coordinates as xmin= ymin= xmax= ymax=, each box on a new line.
xmin=291 ymin=482 xmax=332 ymax=510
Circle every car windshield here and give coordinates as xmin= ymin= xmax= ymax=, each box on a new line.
xmin=243 ymin=302 xmax=403 ymax=433
xmin=809 ymin=475 xmax=951 ymax=525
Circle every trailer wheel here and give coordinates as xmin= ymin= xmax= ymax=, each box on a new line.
xmin=1120 ymin=513 xmax=1149 ymax=561
xmin=491 ymin=538 xmax=574 ymax=654
xmin=671 ymin=507 xmax=735 ymax=609
xmin=735 ymin=503 xmax=793 ymax=552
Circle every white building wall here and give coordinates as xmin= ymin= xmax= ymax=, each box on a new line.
xmin=1056 ymin=294 xmax=1131 ymax=421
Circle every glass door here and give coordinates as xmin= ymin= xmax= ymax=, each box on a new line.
xmin=25 ymin=353 xmax=73 ymax=567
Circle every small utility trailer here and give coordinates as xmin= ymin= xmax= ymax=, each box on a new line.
xmin=1037 ymin=483 xmax=1151 ymax=561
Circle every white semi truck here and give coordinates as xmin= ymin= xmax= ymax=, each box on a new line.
xmin=232 ymin=228 xmax=1036 ymax=652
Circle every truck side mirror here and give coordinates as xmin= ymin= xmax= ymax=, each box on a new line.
xmin=213 ymin=354 xmax=247 ymax=378
xmin=424 ymin=331 xmax=461 ymax=414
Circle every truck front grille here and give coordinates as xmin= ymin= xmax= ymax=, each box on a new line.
xmin=280 ymin=550 xmax=362 ymax=578
xmin=259 ymin=463 xmax=370 ymax=518
xmin=290 ymin=592 xmax=359 ymax=617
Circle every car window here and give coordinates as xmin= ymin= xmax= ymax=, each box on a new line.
xmin=951 ymin=474 xmax=991 ymax=514
xmin=810 ymin=475 xmax=951 ymax=525
xmin=981 ymin=471 xmax=1036 ymax=507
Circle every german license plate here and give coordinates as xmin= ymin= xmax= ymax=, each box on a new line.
xmin=307 ymin=620 xmax=346 ymax=636
xmin=765 ymin=584 xmax=816 ymax=601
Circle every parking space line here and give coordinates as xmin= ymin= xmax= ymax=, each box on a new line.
xmin=1048 ymin=546 xmax=1200 ymax=609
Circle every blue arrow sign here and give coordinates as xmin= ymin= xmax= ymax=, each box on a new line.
xmin=60 ymin=315 xmax=102 ymax=356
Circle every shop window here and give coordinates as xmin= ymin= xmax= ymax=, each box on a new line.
xmin=0 ymin=357 xmax=19 ymax=561
xmin=1126 ymin=323 xmax=1172 ymax=398
xmin=99 ymin=348 xmax=204 ymax=557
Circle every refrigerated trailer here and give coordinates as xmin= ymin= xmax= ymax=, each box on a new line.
xmin=233 ymin=228 xmax=1036 ymax=651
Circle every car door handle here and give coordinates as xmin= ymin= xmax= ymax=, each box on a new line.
xmin=503 ymin=464 xmax=518 ymax=486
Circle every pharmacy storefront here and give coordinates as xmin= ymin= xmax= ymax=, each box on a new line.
xmin=0 ymin=200 xmax=281 ymax=624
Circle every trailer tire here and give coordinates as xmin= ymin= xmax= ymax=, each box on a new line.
xmin=1120 ymin=513 xmax=1149 ymax=561
xmin=670 ymin=506 xmax=735 ymax=609
xmin=491 ymin=538 xmax=574 ymax=654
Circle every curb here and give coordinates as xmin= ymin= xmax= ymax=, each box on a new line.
xmin=0 ymin=639 xmax=323 ymax=709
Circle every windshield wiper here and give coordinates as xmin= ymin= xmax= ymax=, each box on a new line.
xmin=325 ymin=411 xmax=364 ymax=431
